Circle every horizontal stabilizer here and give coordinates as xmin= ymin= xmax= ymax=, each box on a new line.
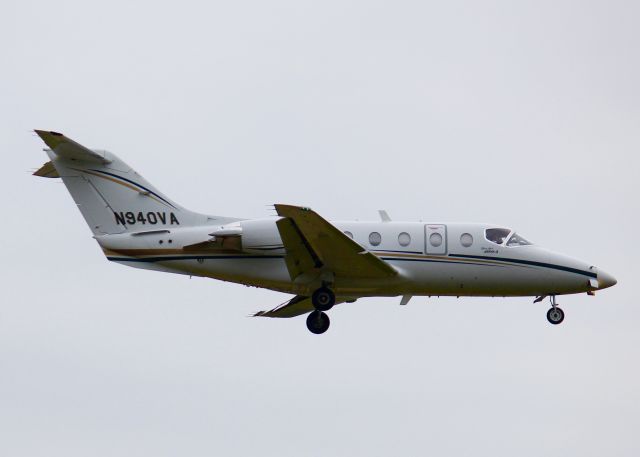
xmin=33 ymin=160 xmax=60 ymax=178
xmin=35 ymin=130 xmax=111 ymax=164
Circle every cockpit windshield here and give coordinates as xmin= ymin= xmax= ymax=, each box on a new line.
xmin=506 ymin=232 xmax=532 ymax=246
xmin=485 ymin=228 xmax=511 ymax=245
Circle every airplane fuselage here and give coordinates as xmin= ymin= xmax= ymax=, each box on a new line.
xmin=98 ymin=219 xmax=610 ymax=299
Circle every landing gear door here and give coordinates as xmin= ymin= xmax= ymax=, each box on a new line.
xmin=425 ymin=224 xmax=447 ymax=255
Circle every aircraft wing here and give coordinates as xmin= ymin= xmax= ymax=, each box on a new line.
xmin=252 ymin=295 xmax=316 ymax=318
xmin=274 ymin=204 xmax=397 ymax=280
xmin=253 ymin=295 xmax=348 ymax=318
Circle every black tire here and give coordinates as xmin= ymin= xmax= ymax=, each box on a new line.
xmin=311 ymin=287 xmax=336 ymax=311
xmin=306 ymin=310 xmax=330 ymax=334
xmin=547 ymin=307 xmax=565 ymax=325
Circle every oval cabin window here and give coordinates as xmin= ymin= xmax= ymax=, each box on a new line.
xmin=398 ymin=232 xmax=411 ymax=247
xmin=369 ymin=232 xmax=382 ymax=246
xmin=429 ymin=232 xmax=443 ymax=247
xmin=460 ymin=233 xmax=473 ymax=247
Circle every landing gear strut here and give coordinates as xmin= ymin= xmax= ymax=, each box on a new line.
xmin=546 ymin=296 xmax=565 ymax=325
xmin=311 ymin=286 xmax=336 ymax=311
xmin=306 ymin=310 xmax=330 ymax=334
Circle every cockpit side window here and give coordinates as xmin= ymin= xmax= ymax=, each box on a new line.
xmin=506 ymin=232 xmax=532 ymax=246
xmin=485 ymin=228 xmax=511 ymax=245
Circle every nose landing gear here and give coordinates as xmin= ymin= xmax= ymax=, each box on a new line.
xmin=546 ymin=295 xmax=565 ymax=325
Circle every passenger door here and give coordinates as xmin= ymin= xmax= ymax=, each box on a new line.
xmin=425 ymin=224 xmax=447 ymax=255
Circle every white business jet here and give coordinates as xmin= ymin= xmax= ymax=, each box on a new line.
xmin=33 ymin=130 xmax=617 ymax=334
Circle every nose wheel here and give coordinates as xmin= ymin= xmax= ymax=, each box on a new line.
xmin=546 ymin=296 xmax=565 ymax=325
xmin=547 ymin=306 xmax=565 ymax=324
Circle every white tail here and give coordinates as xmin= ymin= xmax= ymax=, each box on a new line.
xmin=34 ymin=130 xmax=234 ymax=235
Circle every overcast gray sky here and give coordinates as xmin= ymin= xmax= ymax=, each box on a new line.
xmin=1 ymin=1 xmax=639 ymax=456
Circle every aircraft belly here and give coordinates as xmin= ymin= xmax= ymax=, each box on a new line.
xmin=156 ymin=257 xmax=298 ymax=293
xmin=388 ymin=258 xmax=589 ymax=297
xmin=109 ymin=251 xmax=591 ymax=298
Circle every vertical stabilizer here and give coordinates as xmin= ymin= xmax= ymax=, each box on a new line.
xmin=34 ymin=130 xmax=236 ymax=235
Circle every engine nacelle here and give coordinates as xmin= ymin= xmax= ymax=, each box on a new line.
xmin=239 ymin=218 xmax=284 ymax=253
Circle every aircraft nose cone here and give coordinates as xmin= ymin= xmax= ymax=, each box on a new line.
xmin=598 ymin=269 xmax=617 ymax=289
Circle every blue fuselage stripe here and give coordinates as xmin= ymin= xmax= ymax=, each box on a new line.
xmin=449 ymin=254 xmax=596 ymax=278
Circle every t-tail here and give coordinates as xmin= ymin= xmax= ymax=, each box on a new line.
xmin=33 ymin=130 xmax=233 ymax=235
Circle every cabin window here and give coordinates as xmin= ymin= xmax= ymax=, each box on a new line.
xmin=506 ymin=232 xmax=532 ymax=246
xmin=429 ymin=232 xmax=443 ymax=247
xmin=460 ymin=233 xmax=473 ymax=247
xmin=369 ymin=232 xmax=382 ymax=246
xmin=485 ymin=228 xmax=511 ymax=245
xmin=344 ymin=231 xmax=353 ymax=239
xmin=398 ymin=232 xmax=411 ymax=247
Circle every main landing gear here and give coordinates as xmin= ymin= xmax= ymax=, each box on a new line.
xmin=546 ymin=295 xmax=565 ymax=325
xmin=311 ymin=287 xmax=335 ymax=311
xmin=306 ymin=310 xmax=330 ymax=334
xmin=306 ymin=286 xmax=337 ymax=334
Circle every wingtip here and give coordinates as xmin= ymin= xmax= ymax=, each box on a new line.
xmin=34 ymin=129 xmax=63 ymax=137
xmin=273 ymin=204 xmax=314 ymax=217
